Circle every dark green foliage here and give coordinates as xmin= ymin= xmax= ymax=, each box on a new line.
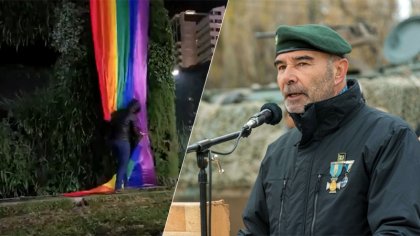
xmin=149 ymin=0 xmax=173 ymax=46
xmin=0 ymin=0 xmax=57 ymax=48
xmin=0 ymin=0 xmax=179 ymax=198
xmin=148 ymin=0 xmax=179 ymax=186
xmin=0 ymin=1 xmax=108 ymax=197
xmin=0 ymin=119 xmax=34 ymax=197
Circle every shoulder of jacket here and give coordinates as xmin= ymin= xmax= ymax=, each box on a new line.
xmin=362 ymin=106 xmax=412 ymax=131
xmin=355 ymin=106 xmax=416 ymax=154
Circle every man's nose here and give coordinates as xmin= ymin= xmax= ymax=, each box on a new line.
xmin=279 ymin=66 xmax=298 ymax=85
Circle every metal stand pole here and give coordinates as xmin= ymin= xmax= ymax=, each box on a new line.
xmin=197 ymin=150 xmax=209 ymax=236
xmin=187 ymin=129 xmax=250 ymax=236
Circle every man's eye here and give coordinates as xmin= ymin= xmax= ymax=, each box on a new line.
xmin=297 ymin=62 xmax=308 ymax=67
xmin=278 ymin=65 xmax=286 ymax=71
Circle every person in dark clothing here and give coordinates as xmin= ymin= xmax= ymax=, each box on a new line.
xmin=239 ymin=24 xmax=420 ymax=235
xmin=109 ymin=99 xmax=144 ymax=191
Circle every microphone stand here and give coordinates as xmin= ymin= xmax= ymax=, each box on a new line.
xmin=187 ymin=129 xmax=251 ymax=236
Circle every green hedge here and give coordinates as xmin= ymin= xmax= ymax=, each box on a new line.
xmin=0 ymin=0 xmax=56 ymax=47
xmin=0 ymin=0 xmax=179 ymax=198
xmin=148 ymin=0 xmax=179 ymax=186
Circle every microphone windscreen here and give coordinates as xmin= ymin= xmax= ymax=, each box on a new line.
xmin=261 ymin=103 xmax=282 ymax=125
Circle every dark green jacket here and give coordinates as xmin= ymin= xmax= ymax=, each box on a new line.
xmin=240 ymin=79 xmax=420 ymax=235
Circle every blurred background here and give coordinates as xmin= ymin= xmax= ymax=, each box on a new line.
xmin=173 ymin=0 xmax=420 ymax=235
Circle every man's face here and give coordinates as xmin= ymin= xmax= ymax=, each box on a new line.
xmin=275 ymin=50 xmax=336 ymax=114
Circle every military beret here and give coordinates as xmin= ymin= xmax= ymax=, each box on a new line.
xmin=275 ymin=24 xmax=352 ymax=56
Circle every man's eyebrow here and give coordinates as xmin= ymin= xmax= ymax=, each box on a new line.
xmin=274 ymin=55 xmax=314 ymax=67
xmin=273 ymin=59 xmax=284 ymax=67
xmin=294 ymin=55 xmax=314 ymax=61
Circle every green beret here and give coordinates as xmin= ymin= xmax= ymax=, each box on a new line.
xmin=275 ymin=24 xmax=352 ymax=56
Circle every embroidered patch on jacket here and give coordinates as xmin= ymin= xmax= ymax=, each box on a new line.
xmin=326 ymin=153 xmax=354 ymax=193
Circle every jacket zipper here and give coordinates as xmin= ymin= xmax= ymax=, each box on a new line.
xmin=278 ymin=178 xmax=288 ymax=234
xmin=310 ymin=174 xmax=322 ymax=236
xmin=302 ymin=151 xmax=316 ymax=235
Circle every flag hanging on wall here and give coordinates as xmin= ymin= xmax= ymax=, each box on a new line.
xmin=90 ymin=0 xmax=156 ymax=187
xmin=64 ymin=0 xmax=156 ymax=197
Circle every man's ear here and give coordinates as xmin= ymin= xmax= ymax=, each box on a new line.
xmin=334 ymin=58 xmax=349 ymax=85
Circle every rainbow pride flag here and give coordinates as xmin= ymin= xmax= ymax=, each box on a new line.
xmin=66 ymin=0 xmax=156 ymax=195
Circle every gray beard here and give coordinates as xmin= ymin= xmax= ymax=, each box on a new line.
xmin=285 ymin=64 xmax=336 ymax=113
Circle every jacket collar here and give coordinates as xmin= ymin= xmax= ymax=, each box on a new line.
xmin=290 ymin=79 xmax=365 ymax=146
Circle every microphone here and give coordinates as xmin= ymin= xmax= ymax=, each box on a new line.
xmin=243 ymin=103 xmax=282 ymax=130
xmin=187 ymin=103 xmax=282 ymax=153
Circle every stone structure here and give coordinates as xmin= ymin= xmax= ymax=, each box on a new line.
xmin=207 ymin=0 xmax=420 ymax=88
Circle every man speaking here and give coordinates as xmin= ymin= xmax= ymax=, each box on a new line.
xmin=239 ymin=24 xmax=420 ymax=235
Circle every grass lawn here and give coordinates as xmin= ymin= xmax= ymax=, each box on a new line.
xmin=0 ymin=188 xmax=173 ymax=235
